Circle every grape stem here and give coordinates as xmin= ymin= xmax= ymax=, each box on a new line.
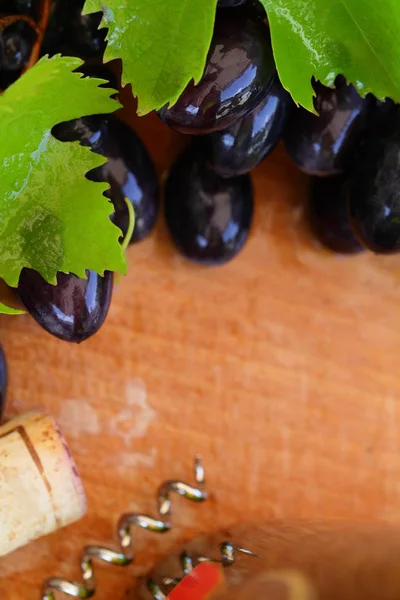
xmin=24 ymin=0 xmax=51 ymax=71
xmin=120 ymin=197 xmax=135 ymax=253
xmin=0 ymin=15 xmax=40 ymax=34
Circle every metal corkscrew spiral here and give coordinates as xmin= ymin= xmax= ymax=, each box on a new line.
xmin=146 ymin=544 xmax=259 ymax=599
xmin=42 ymin=455 xmax=207 ymax=600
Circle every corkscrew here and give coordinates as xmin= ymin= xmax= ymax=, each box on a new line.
xmin=42 ymin=455 xmax=207 ymax=600
xmin=146 ymin=544 xmax=259 ymax=599
xmin=42 ymin=454 xmax=257 ymax=600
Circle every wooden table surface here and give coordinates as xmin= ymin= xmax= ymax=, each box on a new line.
xmin=2 ymin=102 xmax=400 ymax=600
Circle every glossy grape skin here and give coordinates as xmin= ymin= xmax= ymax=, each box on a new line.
xmin=348 ymin=109 xmax=400 ymax=254
xmin=0 ymin=21 xmax=35 ymax=89
xmin=2 ymin=30 xmax=27 ymax=72
xmin=201 ymin=76 xmax=292 ymax=178
xmin=165 ymin=150 xmax=253 ymax=265
xmin=284 ymin=76 xmax=369 ymax=176
xmin=1 ymin=23 xmax=32 ymax=69
xmin=53 ymin=115 xmax=159 ymax=244
xmin=308 ymin=177 xmax=364 ymax=254
xmin=41 ymin=0 xmax=106 ymax=62
xmin=0 ymin=344 xmax=8 ymax=420
xmin=18 ymin=270 xmax=113 ymax=343
xmin=158 ymin=12 xmax=275 ymax=134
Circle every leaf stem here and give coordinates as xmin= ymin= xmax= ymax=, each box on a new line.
xmin=120 ymin=197 xmax=135 ymax=253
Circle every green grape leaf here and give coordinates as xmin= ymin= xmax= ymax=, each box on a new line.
xmin=83 ymin=0 xmax=218 ymax=115
xmin=259 ymin=0 xmax=400 ymax=111
xmin=0 ymin=55 xmax=126 ymax=288
xmin=0 ymin=303 xmax=25 ymax=315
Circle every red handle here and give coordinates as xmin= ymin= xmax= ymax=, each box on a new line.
xmin=167 ymin=562 xmax=225 ymax=600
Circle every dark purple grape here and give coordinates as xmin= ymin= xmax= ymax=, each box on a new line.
xmin=1 ymin=22 xmax=33 ymax=70
xmin=18 ymin=270 xmax=113 ymax=343
xmin=53 ymin=115 xmax=159 ymax=244
xmin=165 ymin=149 xmax=253 ymax=265
xmin=0 ymin=20 xmax=35 ymax=88
xmin=348 ymin=108 xmax=400 ymax=254
xmin=218 ymin=0 xmax=247 ymax=6
xmin=158 ymin=11 xmax=275 ymax=134
xmin=41 ymin=0 xmax=106 ymax=62
xmin=201 ymin=76 xmax=292 ymax=177
xmin=308 ymin=176 xmax=363 ymax=254
xmin=284 ymin=76 xmax=369 ymax=176
xmin=0 ymin=344 xmax=8 ymax=420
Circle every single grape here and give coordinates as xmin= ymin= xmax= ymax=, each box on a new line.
xmin=165 ymin=149 xmax=253 ymax=265
xmin=0 ymin=21 xmax=35 ymax=89
xmin=18 ymin=270 xmax=113 ymax=343
xmin=218 ymin=0 xmax=247 ymax=6
xmin=308 ymin=176 xmax=364 ymax=254
xmin=41 ymin=0 xmax=106 ymax=62
xmin=284 ymin=76 xmax=369 ymax=176
xmin=348 ymin=108 xmax=400 ymax=253
xmin=1 ymin=22 xmax=33 ymax=71
xmin=158 ymin=10 xmax=275 ymax=134
xmin=200 ymin=76 xmax=292 ymax=178
xmin=0 ymin=344 xmax=8 ymax=420
xmin=53 ymin=115 xmax=159 ymax=244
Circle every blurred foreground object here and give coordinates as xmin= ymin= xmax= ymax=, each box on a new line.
xmin=0 ymin=409 xmax=86 ymax=557
xmin=216 ymin=570 xmax=315 ymax=600
xmin=164 ymin=562 xmax=313 ymax=600
xmin=135 ymin=521 xmax=400 ymax=600
xmin=167 ymin=563 xmax=226 ymax=600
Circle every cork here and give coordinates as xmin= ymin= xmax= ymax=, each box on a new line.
xmin=0 ymin=409 xmax=87 ymax=557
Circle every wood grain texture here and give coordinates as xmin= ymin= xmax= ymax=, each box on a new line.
xmin=2 ymin=101 xmax=400 ymax=599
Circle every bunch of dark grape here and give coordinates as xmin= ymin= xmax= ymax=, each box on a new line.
xmin=159 ymin=1 xmax=399 ymax=262
xmin=284 ymin=77 xmax=398 ymax=255
xmin=2 ymin=0 xmax=160 ymax=342
xmin=160 ymin=2 xmax=400 ymax=261
xmin=4 ymin=0 xmax=399 ymax=343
